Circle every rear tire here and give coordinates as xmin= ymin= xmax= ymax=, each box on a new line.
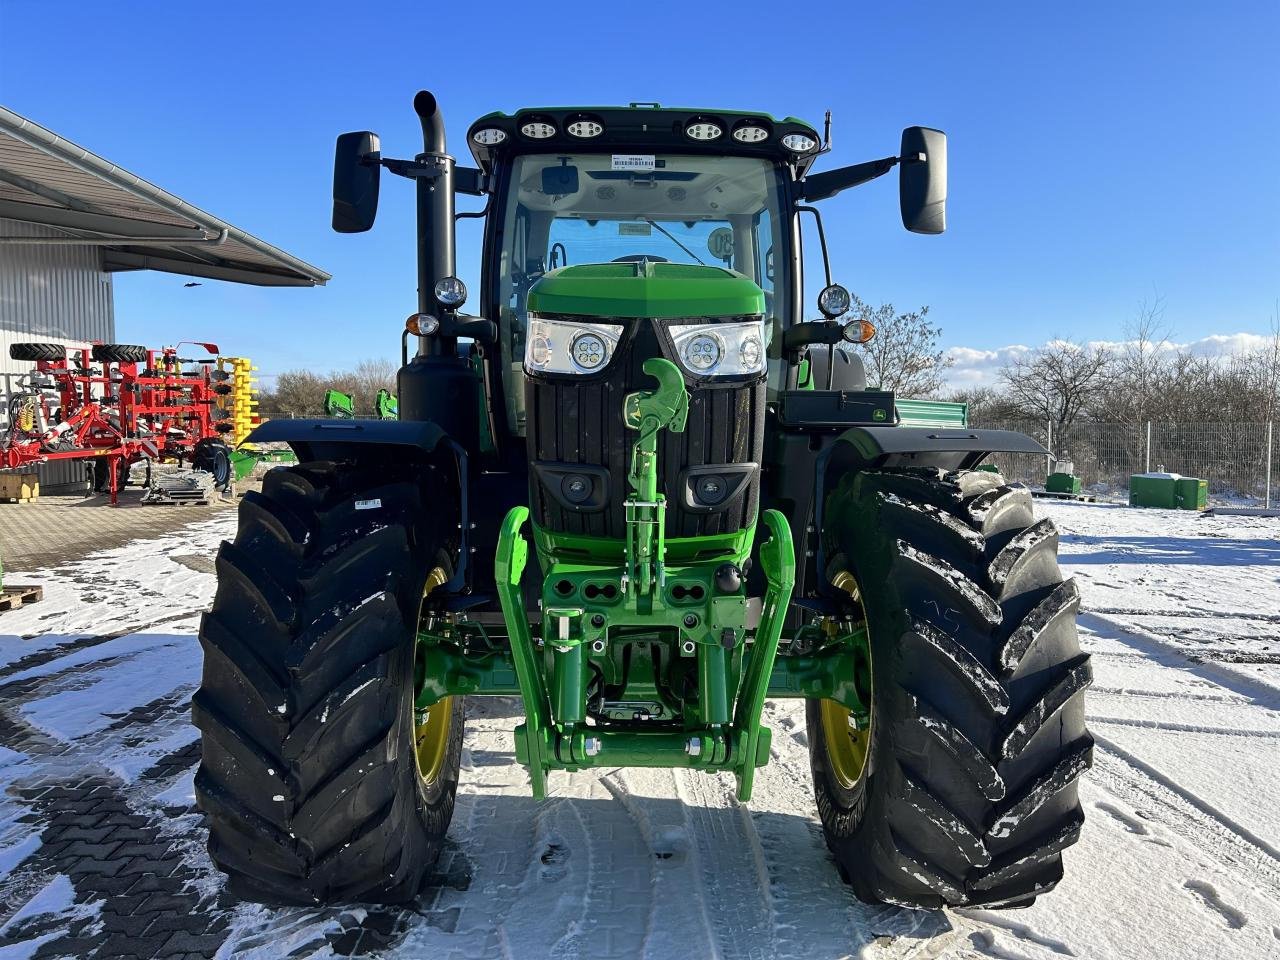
xmin=194 ymin=461 xmax=463 ymax=904
xmin=9 ymin=342 xmax=65 ymax=362
xmin=91 ymin=343 xmax=148 ymax=363
xmin=810 ymin=467 xmax=1091 ymax=908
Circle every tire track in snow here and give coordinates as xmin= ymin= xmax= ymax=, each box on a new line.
xmin=599 ymin=770 xmax=717 ymax=960
xmin=1091 ymin=737 xmax=1280 ymax=894
xmin=673 ymin=768 xmax=777 ymax=960
xmin=1080 ymin=611 xmax=1280 ymax=711
xmin=1183 ymin=879 xmax=1248 ymax=930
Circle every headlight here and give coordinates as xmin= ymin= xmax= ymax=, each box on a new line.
xmin=818 ymin=283 xmax=851 ymax=318
xmin=434 ymin=276 xmax=467 ymax=308
xmin=669 ymin=319 xmax=767 ymax=377
xmin=525 ymin=316 xmax=623 ymax=374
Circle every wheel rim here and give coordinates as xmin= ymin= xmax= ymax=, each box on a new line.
xmin=415 ymin=696 xmax=453 ymax=785
xmin=819 ymin=699 xmax=871 ymax=789
xmin=414 ymin=566 xmax=452 ymax=787
xmin=821 ymin=569 xmax=874 ymax=790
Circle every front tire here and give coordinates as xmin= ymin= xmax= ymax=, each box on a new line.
xmin=810 ymin=467 xmax=1091 ymax=909
xmin=194 ymin=461 xmax=463 ymax=904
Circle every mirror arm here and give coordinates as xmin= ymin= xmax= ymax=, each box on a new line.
xmin=372 ymin=157 xmax=490 ymax=197
xmin=378 ymin=156 xmax=445 ymax=181
xmin=800 ymin=154 xmax=900 ymax=203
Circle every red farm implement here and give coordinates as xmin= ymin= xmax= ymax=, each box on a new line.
xmin=2 ymin=341 xmax=245 ymax=503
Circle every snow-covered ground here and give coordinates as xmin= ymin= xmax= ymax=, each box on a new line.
xmin=0 ymin=502 xmax=1277 ymax=959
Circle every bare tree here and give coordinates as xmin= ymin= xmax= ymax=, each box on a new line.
xmin=942 ymin=386 xmax=1025 ymax=423
xmin=258 ymin=358 xmax=399 ymax=418
xmin=846 ymin=295 xmax=952 ymax=398
xmin=999 ymin=339 xmax=1112 ymax=427
xmin=1093 ymin=296 xmax=1172 ymax=425
xmin=264 ymin=370 xmax=328 ymax=418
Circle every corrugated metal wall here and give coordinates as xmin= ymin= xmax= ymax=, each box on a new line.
xmin=1 ymin=217 xmax=115 ymax=491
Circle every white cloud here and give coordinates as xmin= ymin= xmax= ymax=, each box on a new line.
xmin=944 ymin=331 xmax=1272 ymax=389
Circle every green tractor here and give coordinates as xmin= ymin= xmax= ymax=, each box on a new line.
xmin=195 ymin=91 xmax=1091 ymax=909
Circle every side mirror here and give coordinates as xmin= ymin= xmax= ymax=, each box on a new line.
xmin=899 ymin=127 xmax=947 ymax=235
xmin=333 ymin=131 xmax=381 ymax=233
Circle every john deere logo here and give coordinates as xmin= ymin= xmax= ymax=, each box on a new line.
xmin=873 ymin=409 xmax=887 ymax=421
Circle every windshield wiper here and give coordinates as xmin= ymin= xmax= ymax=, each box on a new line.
xmin=644 ymin=219 xmax=709 ymax=266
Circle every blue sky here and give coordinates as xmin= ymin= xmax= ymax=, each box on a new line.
xmin=1 ymin=0 xmax=1276 ymax=386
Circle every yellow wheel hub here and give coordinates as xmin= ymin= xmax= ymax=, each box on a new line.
xmin=415 ymin=696 xmax=453 ymax=786
xmin=819 ymin=699 xmax=871 ymax=789
xmin=821 ymin=568 xmax=873 ymax=789
xmin=414 ymin=566 xmax=452 ymax=787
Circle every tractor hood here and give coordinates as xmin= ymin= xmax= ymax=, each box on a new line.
xmin=526 ymin=262 xmax=764 ymax=319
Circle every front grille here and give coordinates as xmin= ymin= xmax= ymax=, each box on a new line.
xmin=526 ymin=319 xmax=765 ymax=539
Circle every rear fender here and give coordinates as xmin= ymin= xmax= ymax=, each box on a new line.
xmin=247 ymin=418 xmax=472 ymax=592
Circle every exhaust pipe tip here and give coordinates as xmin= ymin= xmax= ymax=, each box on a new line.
xmin=414 ymin=90 xmax=446 ymax=154
xmin=413 ymin=90 xmax=438 ymax=119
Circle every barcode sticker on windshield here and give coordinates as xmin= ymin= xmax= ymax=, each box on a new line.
xmin=612 ymin=154 xmax=656 ymax=172
xmin=355 ymin=499 xmax=382 ymax=511
xmin=619 ymin=222 xmax=652 ymax=236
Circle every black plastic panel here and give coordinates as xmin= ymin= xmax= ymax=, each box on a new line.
xmin=526 ymin=320 xmax=764 ymax=538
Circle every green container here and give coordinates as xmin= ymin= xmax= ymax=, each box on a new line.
xmin=1129 ymin=473 xmax=1207 ymax=510
xmin=894 ymin=399 xmax=968 ymax=428
xmin=1175 ymin=476 xmax=1208 ymax=511
xmin=1046 ymin=472 xmax=1082 ymax=494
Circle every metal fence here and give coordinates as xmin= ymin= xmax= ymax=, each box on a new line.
xmin=971 ymin=419 xmax=1278 ymax=506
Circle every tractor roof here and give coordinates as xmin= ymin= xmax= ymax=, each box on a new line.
xmin=466 ymin=104 xmax=822 ymax=175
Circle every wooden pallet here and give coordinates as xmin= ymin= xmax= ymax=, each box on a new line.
xmin=1031 ymin=490 xmax=1099 ymax=503
xmin=0 ymin=585 xmax=43 ymax=612
xmin=0 ymin=497 xmax=37 ymax=504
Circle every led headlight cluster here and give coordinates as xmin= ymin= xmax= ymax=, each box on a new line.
xmin=525 ymin=316 xmax=623 ymax=374
xmin=668 ymin=319 xmax=766 ymax=377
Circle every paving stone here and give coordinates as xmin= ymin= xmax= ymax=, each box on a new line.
xmin=58 ymin=840 xmax=123 ymax=861
xmin=159 ymin=931 xmax=230 ymax=957
xmin=70 ymin=856 xmax=130 ymax=878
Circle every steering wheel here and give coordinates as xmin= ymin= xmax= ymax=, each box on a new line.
xmin=611 ymin=255 xmax=670 ymax=263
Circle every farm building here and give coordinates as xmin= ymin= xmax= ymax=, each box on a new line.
xmin=0 ymin=105 xmax=328 ymax=490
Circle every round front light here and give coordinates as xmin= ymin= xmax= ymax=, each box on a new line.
xmin=781 ymin=132 xmax=818 ymax=153
xmin=740 ymin=334 xmax=763 ymax=369
xmin=529 ymin=334 xmax=552 ymax=366
xmin=818 ymin=283 xmax=851 ymax=318
xmin=571 ymin=332 xmax=609 ymax=370
xmin=684 ymin=333 xmax=722 ymax=372
xmin=471 ymin=128 xmax=507 ymax=146
xmin=520 ymin=120 xmax=556 ymax=139
xmin=433 ymin=276 xmax=467 ymax=308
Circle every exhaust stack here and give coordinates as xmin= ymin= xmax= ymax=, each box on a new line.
xmin=412 ymin=90 xmax=456 ymax=350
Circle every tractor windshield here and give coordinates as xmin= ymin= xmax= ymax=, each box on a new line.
xmin=490 ymin=153 xmax=789 ymax=433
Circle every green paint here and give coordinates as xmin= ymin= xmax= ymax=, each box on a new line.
xmin=894 ymin=398 xmax=969 ymax=428
xmin=323 ymin=390 xmax=354 ymax=419
xmin=622 ymin=358 xmax=688 ymax=597
xmin=1045 ymin=471 xmax=1082 ymax=494
xmin=229 ymin=447 xmax=297 ymax=481
xmin=527 ymin=262 xmax=764 ymax=319
xmin=375 ymin=389 xmax=398 ymax=420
